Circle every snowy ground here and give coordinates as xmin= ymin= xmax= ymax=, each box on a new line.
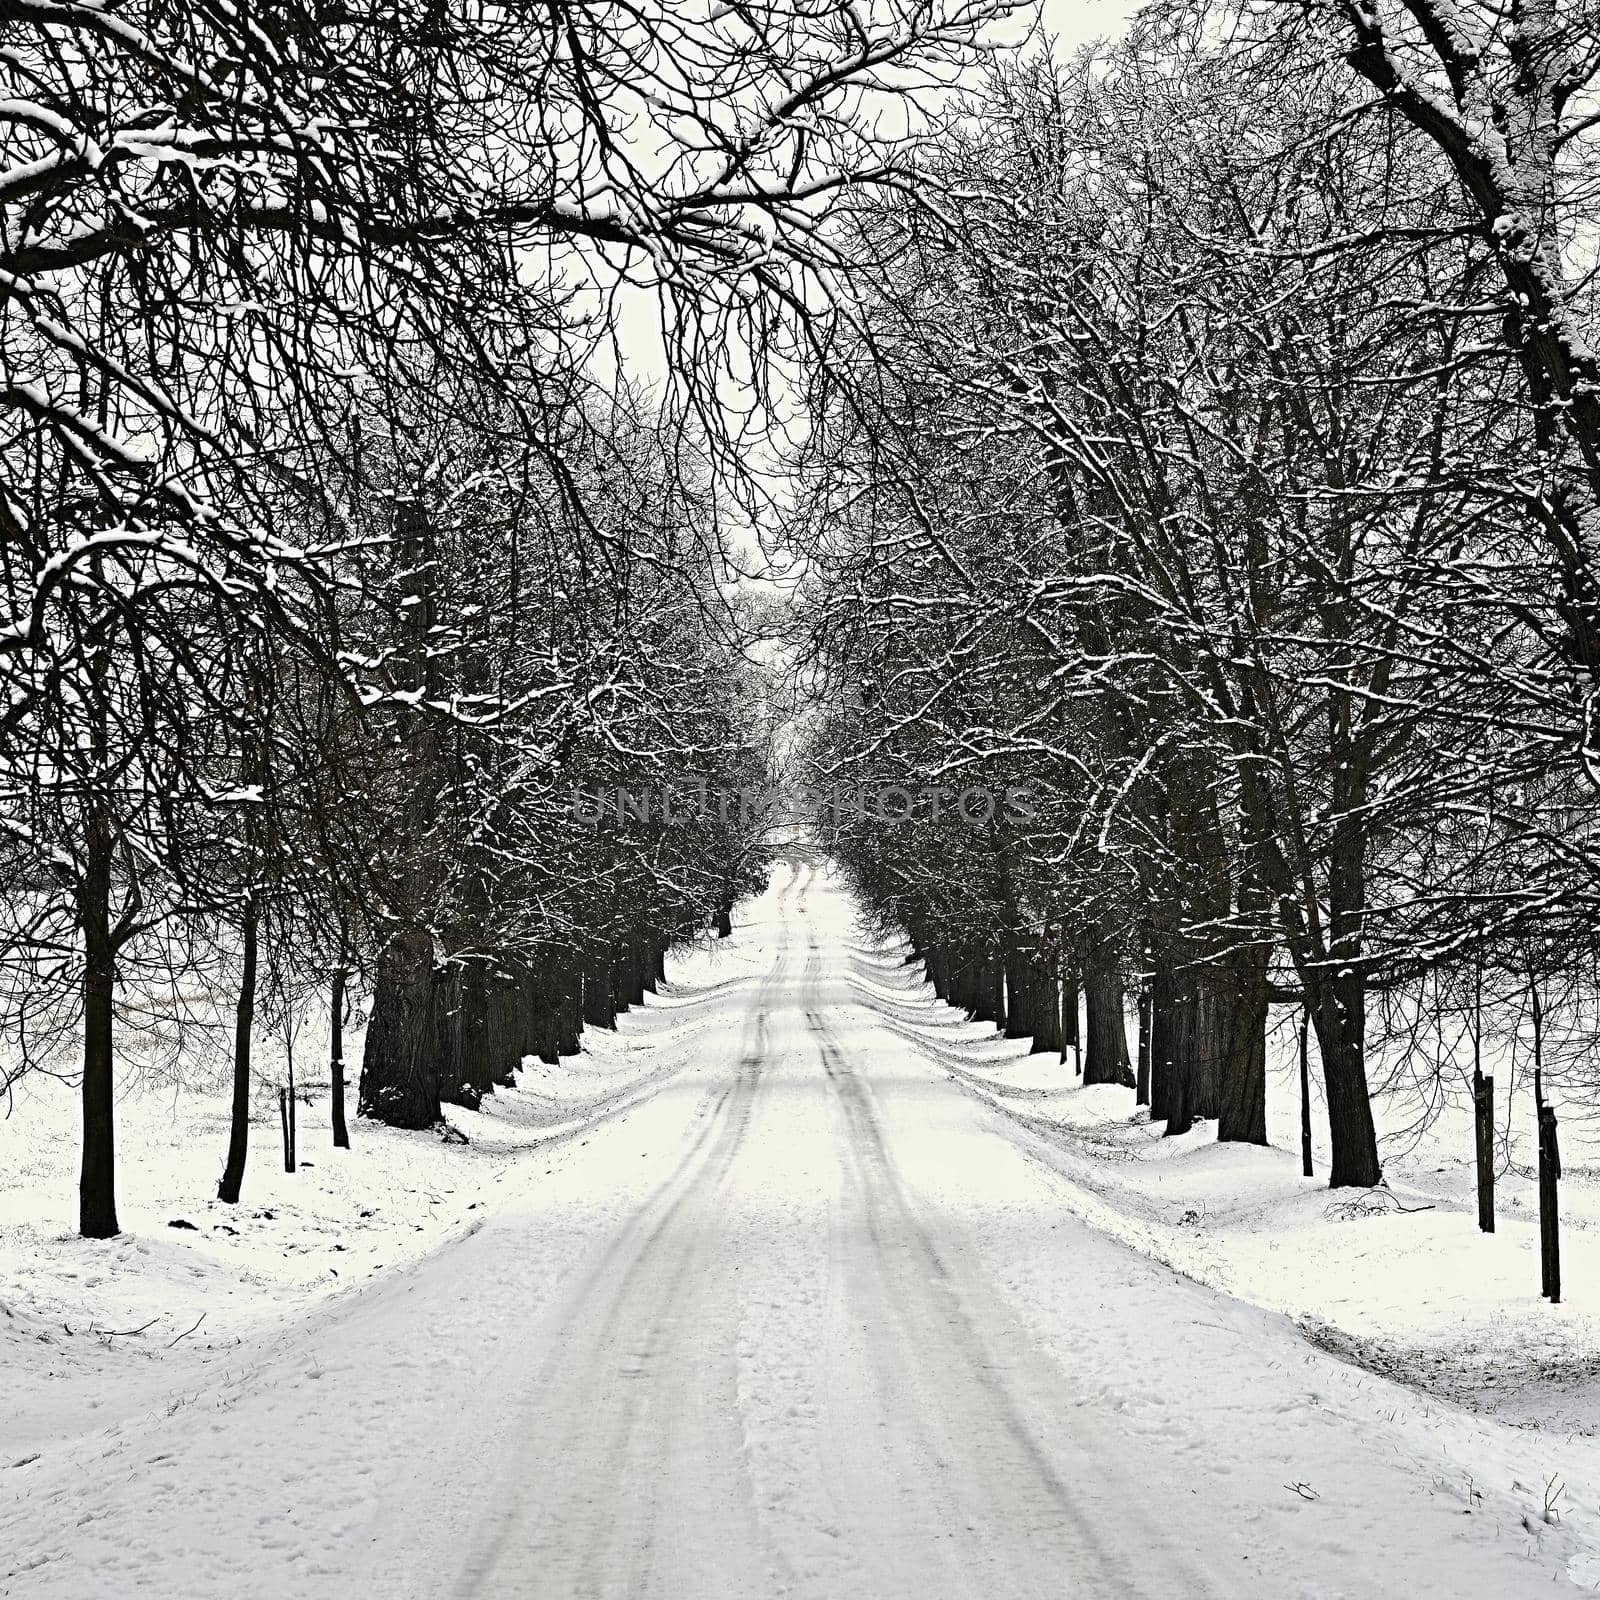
xmin=863 ymin=951 xmax=1600 ymax=1438
xmin=2 ymin=862 xmax=1598 ymax=1595
xmin=0 ymin=930 xmax=756 ymax=1460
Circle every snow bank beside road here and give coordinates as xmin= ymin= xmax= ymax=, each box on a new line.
xmin=843 ymin=933 xmax=1600 ymax=1437
xmin=0 ymin=926 xmax=769 ymax=1461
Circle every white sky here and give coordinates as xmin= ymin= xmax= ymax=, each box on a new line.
xmin=1041 ymin=0 xmax=1139 ymax=45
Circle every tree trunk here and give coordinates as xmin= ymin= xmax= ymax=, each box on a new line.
xmin=78 ymin=816 xmax=119 ymax=1239
xmin=218 ymin=897 xmax=260 ymax=1203
xmin=950 ymin=948 xmax=974 ymax=1014
xmin=1216 ymin=947 xmax=1269 ymax=1145
xmin=583 ymin=948 xmax=617 ymax=1029
xmin=358 ymin=926 xmax=442 ymax=1129
xmin=434 ymin=961 xmax=476 ymax=1109
xmin=559 ymin=961 xmax=584 ymax=1055
xmin=1473 ymin=1068 xmax=1495 ymax=1233
xmin=1537 ymin=1081 xmax=1561 ymax=1303
xmin=1148 ymin=966 xmax=1174 ymax=1122
xmin=330 ymin=966 xmax=350 ymax=1149
xmin=529 ymin=960 xmax=563 ymax=1066
xmin=1031 ymin=968 xmax=1061 ymax=1056
xmin=610 ymin=944 xmax=631 ymax=1017
xmin=1059 ymin=972 xmax=1079 ymax=1069
xmin=1216 ymin=877 xmax=1270 ymax=1145
xmin=1162 ymin=979 xmax=1200 ymax=1136
xmin=1083 ymin=959 xmax=1133 ymax=1087
xmin=981 ymin=955 xmax=1006 ymax=1029
xmin=464 ymin=961 xmax=497 ymax=1098
xmin=1135 ymin=987 xmax=1152 ymax=1107
xmin=1003 ymin=943 xmax=1031 ymax=1040
xmin=485 ymin=971 xmax=521 ymax=1088
xmin=629 ymin=933 xmax=648 ymax=1005
xmin=1306 ymin=968 xmax=1379 ymax=1186
xmin=283 ymin=1051 xmax=297 ymax=1173
xmin=1311 ymin=762 xmax=1380 ymax=1186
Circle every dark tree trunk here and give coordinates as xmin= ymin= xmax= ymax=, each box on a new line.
xmin=1149 ymin=966 xmax=1174 ymax=1122
xmin=358 ymin=927 xmax=442 ymax=1129
xmin=433 ymin=962 xmax=472 ymax=1109
xmin=1306 ymin=968 xmax=1379 ymax=1186
xmin=1158 ymin=950 xmax=1245 ymax=1137
xmin=1299 ymin=1008 xmax=1314 ymax=1178
xmin=361 ymin=497 xmax=449 ymax=1131
xmin=559 ymin=961 xmax=584 ymax=1055
xmin=330 ymin=966 xmax=350 ymax=1149
xmin=611 ymin=944 xmax=632 ymax=1016
xmin=1473 ymin=1068 xmax=1495 ymax=1233
xmin=631 ymin=933 xmax=649 ymax=1005
xmin=583 ymin=949 xmax=617 ymax=1029
xmin=543 ymin=968 xmax=567 ymax=1064
xmin=1308 ymin=784 xmax=1380 ymax=1186
xmin=1216 ymin=947 xmax=1269 ymax=1145
xmin=484 ymin=972 xmax=520 ymax=1087
xmin=441 ymin=957 xmax=495 ymax=1109
xmin=951 ymin=948 xmax=975 ymax=1014
xmin=1533 ymin=985 xmax=1561 ymax=1302
xmin=1003 ymin=943 xmax=1032 ymax=1040
xmin=282 ymin=1052 xmax=297 ymax=1173
xmin=969 ymin=956 xmax=990 ymax=1023
xmin=1187 ymin=972 xmax=1225 ymax=1126
xmin=1537 ymin=1074 xmax=1561 ymax=1303
xmin=1217 ymin=868 xmax=1271 ymax=1145
xmin=1031 ymin=968 xmax=1061 ymax=1056
xmin=1060 ymin=972 xmax=1079 ymax=1071
xmin=970 ymin=954 xmax=992 ymax=1023
xmin=78 ymin=817 xmax=119 ymax=1239
xmin=963 ymin=949 xmax=983 ymax=1017
xmin=518 ymin=959 xmax=559 ymax=1067
xmin=1162 ymin=979 xmax=1199 ymax=1136
xmin=1135 ymin=987 xmax=1152 ymax=1107
xmin=981 ymin=955 xmax=1006 ymax=1029
xmin=1083 ymin=958 xmax=1133 ymax=1087
xmin=218 ymin=897 xmax=260 ymax=1203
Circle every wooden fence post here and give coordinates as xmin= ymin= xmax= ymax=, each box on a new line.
xmin=1530 ymin=966 xmax=1559 ymax=1303
xmin=1473 ymin=1068 xmax=1495 ymax=1234
xmin=1536 ymin=1069 xmax=1561 ymax=1304
xmin=1299 ymin=1006 xmax=1313 ymax=1179
xmin=1472 ymin=960 xmax=1492 ymax=1231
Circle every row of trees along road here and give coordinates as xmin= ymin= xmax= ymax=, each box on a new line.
xmin=791 ymin=0 xmax=1600 ymax=1187
xmin=0 ymin=0 xmax=1022 ymax=1236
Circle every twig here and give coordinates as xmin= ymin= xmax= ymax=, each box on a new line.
xmin=91 ymin=1316 xmax=161 ymax=1338
xmin=168 ymin=1312 xmax=206 ymax=1347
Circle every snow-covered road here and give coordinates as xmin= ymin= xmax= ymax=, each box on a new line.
xmin=2 ymin=864 xmax=1587 ymax=1596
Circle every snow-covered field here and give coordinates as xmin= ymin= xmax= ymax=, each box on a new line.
xmin=2 ymin=861 xmax=1598 ymax=1595
xmin=863 ymin=954 xmax=1600 ymax=1436
xmin=0 ymin=931 xmax=755 ymax=1460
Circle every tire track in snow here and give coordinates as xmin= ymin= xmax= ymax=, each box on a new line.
xmin=803 ymin=921 xmax=1215 ymax=1599
xmin=450 ymin=876 xmax=803 ymax=1599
